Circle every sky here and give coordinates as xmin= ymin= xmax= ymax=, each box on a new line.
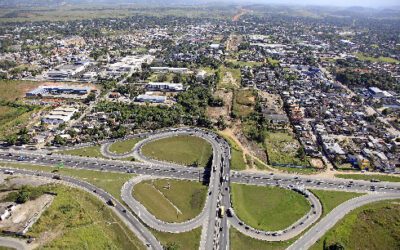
xmin=235 ymin=0 xmax=399 ymax=7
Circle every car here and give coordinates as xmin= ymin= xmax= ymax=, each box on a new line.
xmin=370 ymin=179 xmax=381 ymax=183
xmin=107 ymin=199 xmax=116 ymax=207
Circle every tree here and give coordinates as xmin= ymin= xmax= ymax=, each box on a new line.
xmin=5 ymin=134 xmax=18 ymax=145
xmin=84 ymin=92 xmax=96 ymax=104
xmin=216 ymin=116 xmax=227 ymax=130
xmin=54 ymin=135 xmax=66 ymax=146
xmin=165 ymin=242 xmax=179 ymax=250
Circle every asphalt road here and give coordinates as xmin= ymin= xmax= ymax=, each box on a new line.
xmin=0 ymin=236 xmax=29 ymax=250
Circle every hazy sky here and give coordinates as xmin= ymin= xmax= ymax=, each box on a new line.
xmin=232 ymin=0 xmax=399 ymax=7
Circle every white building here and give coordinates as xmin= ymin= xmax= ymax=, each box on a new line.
xmin=42 ymin=106 xmax=78 ymax=125
xmin=146 ymin=82 xmax=184 ymax=92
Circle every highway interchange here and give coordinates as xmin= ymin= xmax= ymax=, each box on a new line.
xmin=0 ymin=127 xmax=400 ymax=250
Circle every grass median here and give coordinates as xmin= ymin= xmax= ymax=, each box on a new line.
xmin=109 ymin=138 xmax=142 ymax=154
xmin=231 ymin=183 xmax=309 ymax=231
xmin=57 ymin=145 xmax=105 ymax=158
xmin=151 ymin=227 xmax=202 ymax=250
xmin=141 ymin=135 xmax=212 ymax=168
xmin=0 ymin=162 xmax=134 ymax=203
xmin=132 ymin=179 xmax=207 ymax=223
xmin=310 ymin=189 xmax=364 ymax=217
xmin=311 ymin=199 xmax=400 ymax=250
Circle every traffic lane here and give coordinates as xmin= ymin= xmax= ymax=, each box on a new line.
xmin=0 ymin=167 xmax=162 ymax=250
xmin=230 ymin=173 xmax=400 ymax=194
xmin=2 ymin=154 xmax=399 ymax=196
xmin=3 ymin=150 xmax=400 ymax=194
xmin=0 ymin=236 xmax=28 ymax=250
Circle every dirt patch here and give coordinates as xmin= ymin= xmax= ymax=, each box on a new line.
xmin=0 ymin=194 xmax=54 ymax=235
xmin=232 ymin=8 xmax=250 ymax=21
xmin=0 ymin=175 xmax=53 ymax=189
xmin=310 ymin=158 xmax=324 ymax=169
xmin=207 ymin=90 xmax=233 ymax=122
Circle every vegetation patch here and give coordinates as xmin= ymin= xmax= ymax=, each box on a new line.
xmin=217 ymin=65 xmax=241 ymax=89
xmin=230 ymin=227 xmax=295 ymax=250
xmin=27 ymin=185 xmax=144 ymax=249
xmin=219 ymin=133 xmax=247 ymax=170
xmin=355 ymin=53 xmax=399 ymax=64
xmin=264 ymin=132 xmax=310 ymax=167
xmin=311 ymin=200 xmax=400 ymax=250
xmin=0 ymin=80 xmax=42 ymax=140
xmin=231 ymin=184 xmax=309 ymax=231
xmin=0 ymin=162 xmax=134 ymax=203
xmin=152 ymin=227 xmax=202 ymax=250
xmin=132 ymin=179 xmax=207 ymax=223
xmin=141 ymin=135 xmax=212 ymax=168
xmin=232 ymin=89 xmax=257 ymax=119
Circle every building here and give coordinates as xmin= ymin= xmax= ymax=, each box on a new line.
xmin=26 ymin=85 xmax=91 ymax=99
xmin=369 ymin=87 xmax=392 ymax=99
xmin=146 ymin=82 xmax=184 ymax=92
xmin=42 ymin=106 xmax=78 ymax=125
xmin=150 ymin=67 xmax=188 ymax=74
xmin=47 ymin=61 xmax=90 ymax=80
xmin=135 ymin=94 xmax=166 ymax=103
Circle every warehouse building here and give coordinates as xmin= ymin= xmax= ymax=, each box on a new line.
xmin=42 ymin=106 xmax=78 ymax=125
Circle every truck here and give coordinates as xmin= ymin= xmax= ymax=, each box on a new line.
xmin=218 ymin=206 xmax=225 ymax=218
xmin=4 ymin=170 xmax=14 ymax=175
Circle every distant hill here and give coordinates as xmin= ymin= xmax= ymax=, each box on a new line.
xmin=0 ymin=0 xmax=228 ymax=8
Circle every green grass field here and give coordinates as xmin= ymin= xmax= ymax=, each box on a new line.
xmin=355 ymin=53 xmax=399 ymax=64
xmin=226 ymin=59 xmax=264 ymax=68
xmin=57 ymin=146 xmax=105 ymax=158
xmin=109 ymin=138 xmax=141 ymax=154
xmin=231 ymin=184 xmax=309 ymax=231
xmin=264 ymin=132 xmax=310 ymax=167
xmin=152 ymin=227 xmax=202 ymax=250
xmin=132 ymin=179 xmax=207 ymax=223
xmin=27 ymin=184 xmax=144 ymax=249
xmin=311 ymin=200 xmax=400 ymax=250
xmin=141 ymin=135 xmax=212 ymax=168
xmin=230 ymin=227 xmax=295 ymax=250
xmin=0 ymin=162 xmax=134 ymax=203
xmin=335 ymin=174 xmax=400 ymax=183
xmin=311 ymin=190 xmax=363 ymax=217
